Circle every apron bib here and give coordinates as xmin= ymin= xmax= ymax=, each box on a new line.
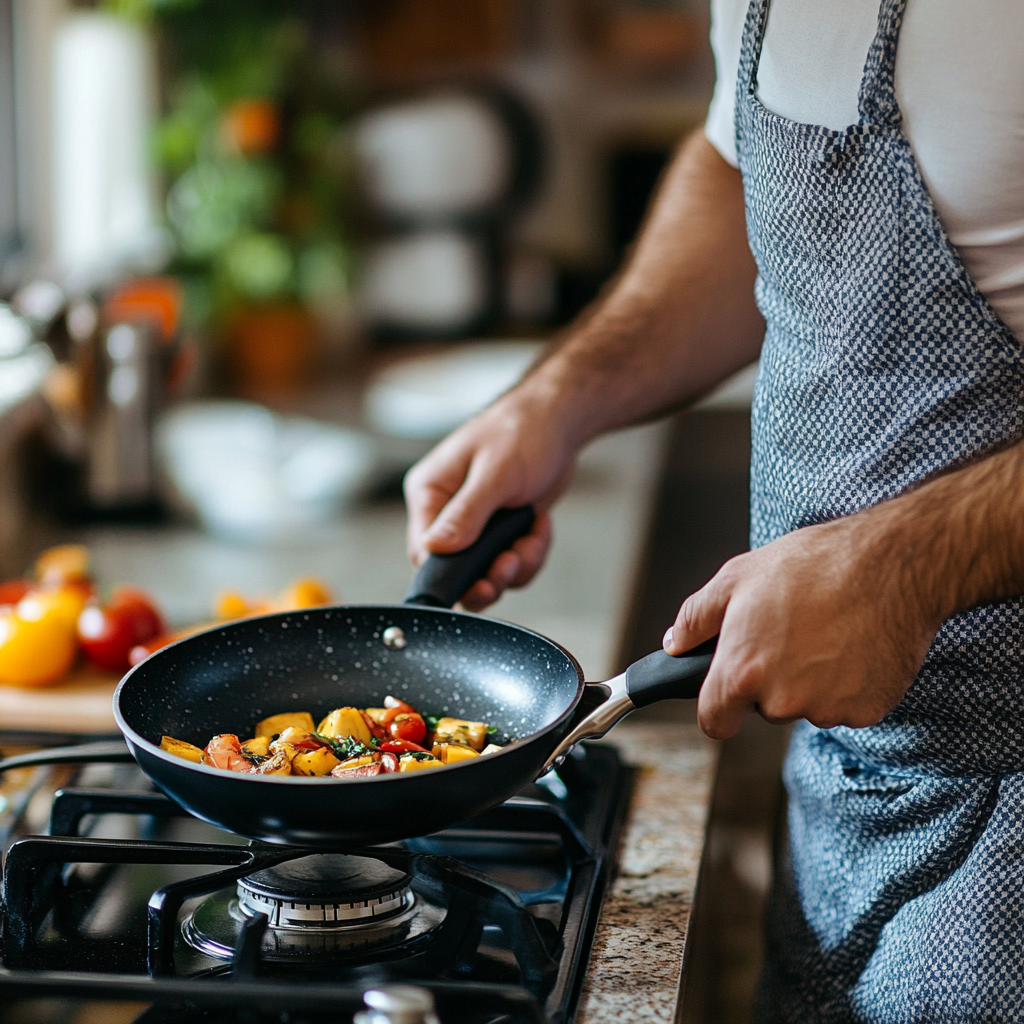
xmin=734 ymin=0 xmax=1024 ymax=1018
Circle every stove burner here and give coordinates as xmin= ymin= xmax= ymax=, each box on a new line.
xmin=182 ymin=853 xmax=447 ymax=964
xmin=238 ymin=854 xmax=413 ymax=929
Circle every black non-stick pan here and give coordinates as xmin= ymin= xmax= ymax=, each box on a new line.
xmin=2 ymin=508 xmax=715 ymax=848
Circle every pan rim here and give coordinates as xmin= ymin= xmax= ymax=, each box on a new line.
xmin=113 ymin=603 xmax=586 ymax=785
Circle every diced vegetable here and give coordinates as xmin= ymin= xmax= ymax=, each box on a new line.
xmin=160 ymin=735 xmax=204 ymax=763
xmin=432 ymin=742 xmax=480 ymax=764
xmin=291 ymin=747 xmax=342 ymax=776
xmin=275 ymin=727 xmax=324 ymax=749
xmin=240 ymin=736 xmax=271 ymax=758
xmin=251 ymin=751 xmax=292 ymax=775
xmin=361 ymin=710 xmax=386 ymax=740
xmin=203 ymin=734 xmax=250 ymax=772
xmin=398 ymin=755 xmax=443 ymax=772
xmin=433 ymin=717 xmax=488 ymax=752
xmin=316 ymin=707 xmax=371 ymax=746
xmin=379 ymin=739 xmax=429 ymax=753
xmin=480 ymin=743 xmax=504 ymax=756
xmin=389 ymin=712 xmax=427 ymax=745
xmin=397 ymin=757 xmax=446 ymax=770
xmin=335 ymin=754 xmax=376 ymax=770
xmin=256 ymin=711 xmax=315 ymax=738
xmin=176 ymin=697 xmax=505 ymax=778
xmin=331 ymin=761 xmax=383 ymax=778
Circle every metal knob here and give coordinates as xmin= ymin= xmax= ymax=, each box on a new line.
xmin=355 ymin=985 xmax=440 ymax=1024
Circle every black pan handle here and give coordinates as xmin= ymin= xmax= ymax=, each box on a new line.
xmin=541 ymin=636 xmax=718 ymax=774
xmin=0 ymin=740 xmax=133 ymax=774
xmin=404 ymin=506 xmax=536 ymax=608
xmin=625 ymin=636 xmax=718 ymax=706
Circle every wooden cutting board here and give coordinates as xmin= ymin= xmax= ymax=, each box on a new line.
xmin=0 ymin=665 xmax=120 ymax=735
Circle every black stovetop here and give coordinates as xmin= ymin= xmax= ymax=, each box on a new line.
xmin=0 ymin=743 xmax=633 ymax=1024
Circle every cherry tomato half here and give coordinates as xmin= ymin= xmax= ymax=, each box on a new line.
xmin=388 ymin=712 xmax=427 ymax=746
xmin=383 ymin=696 xmax=416 ymax=714
xmin=379 ymin=739 xmax=429 ymax=754
xmin=379 ymin=752 xmax=400 ymax=773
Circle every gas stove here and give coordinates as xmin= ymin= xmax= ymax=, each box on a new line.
xmin=0 ymin=741 xmax=632 ymax=1024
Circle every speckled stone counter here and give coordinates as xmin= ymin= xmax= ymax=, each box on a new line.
xmin=578 ymin=722 xmax=719 ymax=1023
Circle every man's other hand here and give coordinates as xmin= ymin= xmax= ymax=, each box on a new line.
xmin=663 ymin=511 xmax=942 ymax=739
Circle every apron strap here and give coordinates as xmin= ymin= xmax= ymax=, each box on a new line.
xmin=857 ymin=0 xmax=909 ymax=127
xmin=738 ymin=0 xmax=771 ymax=101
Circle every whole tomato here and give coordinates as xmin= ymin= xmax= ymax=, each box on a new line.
xmin=0 ymin=605 xmax=77 ymax=686
xmin=111 ymin=587 xmax=164 ymax=645
xmin=78 ymin=587 xmax=165 ymax=673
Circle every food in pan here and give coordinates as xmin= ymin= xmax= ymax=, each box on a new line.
xmin=159 ymin=695 xmax=504 ymax=778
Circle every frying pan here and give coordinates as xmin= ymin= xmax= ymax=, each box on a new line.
xmin=1 ymin=508 xmax=715 ymax=848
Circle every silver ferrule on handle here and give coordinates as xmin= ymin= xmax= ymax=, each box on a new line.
xmin=541 ymin=673 xmax=635 ymax=775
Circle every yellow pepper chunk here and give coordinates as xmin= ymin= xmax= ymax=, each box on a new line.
xmin=431 ymin=742 xmax=480 ymax=765
xmin=398 ymin=755 xmax=443 ymax=772
xmin=317 ymin=707 xmax=371 ymax=746
xmin=256 ymin=711 xmax=315 ymax=738
xmin=433 ymin=717 xmax=488 ymax=752
xmin=291 ymin=747 xmax=342 ymax=777
xmin=240 ymin=736 xmax=270 ymax=758
xmin=336 ymin=754 xmax=377 ymax=770
xmin=160 ymin=735 xmax=204 ymax=763
xmin=269 ymin=741 xmax=301 ymax=765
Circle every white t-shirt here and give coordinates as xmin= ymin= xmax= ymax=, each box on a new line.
xmin=704 ymin=0 xmax=1024 ymax=343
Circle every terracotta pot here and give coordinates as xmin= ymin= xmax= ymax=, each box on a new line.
xmin=227 ymin=303 xmax=316 ymax=397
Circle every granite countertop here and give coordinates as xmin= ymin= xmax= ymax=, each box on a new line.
xmin=581 ymin=722 xmax=718 ymax=1023
xmin=53 ymin=419 xmax=719 ymax=1020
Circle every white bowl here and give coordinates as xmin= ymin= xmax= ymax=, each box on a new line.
xmin=157 ymin=401 xmax=377 ymax=541
xmin=365 ymin=341 xmax=543 ymax=440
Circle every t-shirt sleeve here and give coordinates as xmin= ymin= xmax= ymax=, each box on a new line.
xmin=704 ymin=0 xmax=746 ymax=168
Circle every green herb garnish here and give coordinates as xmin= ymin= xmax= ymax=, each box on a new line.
xmin=425 ymin=716 xmax=440 ymax=731
xmin=240 ymin=751 xmax=269 ymax=766
xmin=486 ymin=726 xmax=497 ymax=734
xmin=316 ymin=733 xmax=374 ymax=760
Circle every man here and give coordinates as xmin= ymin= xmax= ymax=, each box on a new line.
xmin=405 ymin=0 xmax=1024 ymax=1018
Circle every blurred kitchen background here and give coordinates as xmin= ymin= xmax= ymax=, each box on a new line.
xmin=0 ymin=2 xmax=782 ymax=1021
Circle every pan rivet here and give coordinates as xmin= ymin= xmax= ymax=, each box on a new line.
xmin=383 ymin=626 xmax=407 ymax=650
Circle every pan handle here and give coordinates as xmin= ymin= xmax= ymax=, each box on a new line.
xmin=0 ymin=740 xmax=133 ymax=774
xmin=541 ymin=637 xmax=717 ymax=774
xmin=403 ymin=506 xmax=536 ymax=608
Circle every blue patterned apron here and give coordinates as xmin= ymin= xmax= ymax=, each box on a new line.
xmin=734 ymin=0 xmax=1024 ymax=1019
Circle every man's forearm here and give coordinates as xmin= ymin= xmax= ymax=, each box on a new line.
xmin=875 ymin=438 xmax=1024 ymax=626
xmin=521 ymin=130 xmax=764 ymax=448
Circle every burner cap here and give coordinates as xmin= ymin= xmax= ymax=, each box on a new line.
xmin=242 ymin=854 xmax=411 ymax=904
xmin=237 ymin=854 xmax=414 ymax=930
